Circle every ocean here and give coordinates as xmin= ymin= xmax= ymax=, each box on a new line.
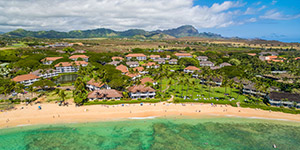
xmin=0 ymin=117 xmax=300 ymax=150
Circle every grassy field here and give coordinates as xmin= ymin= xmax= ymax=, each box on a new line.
xmin=159 ymin=77 xmax=249 ymax=102
xmin=45 ymin=91 xmax=73 ymax=102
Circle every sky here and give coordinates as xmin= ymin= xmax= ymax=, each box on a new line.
xmin=0 ymin=0 xmax=299 ymax=42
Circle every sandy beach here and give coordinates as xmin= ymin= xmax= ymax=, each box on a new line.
xmin=1 ymin=102 xmax=300 ymax=129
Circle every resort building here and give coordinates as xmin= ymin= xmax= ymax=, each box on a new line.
xmin=87 ymin=89 xmax=123 ymax=101
xmin=125 ymin=73 xmax=141 ymax=80
xmin=86 ymin=79 xmax=109 ymax=91
xmin=199 ymin=61 xmax=215 ymax=67
xmin=116 ymin=64 xmax=128 ymax=74
xmin=126 ymin=61 xmax=139 ymax=68
xmin=140 ymin=77 xmax=157 ymax=85
xmin=259 ymin=52 xmax=278 ymax=56
xmin=12 ymin=74 xmax=40 ymax=86
xmin=55 ymin=61 xmax=88 ymax=73
xmin=169 ymin=59 xmax=178 ymax=65
xmin=31 ymin=69 xmax=58 ymax=79
xmin=142 ymin=62 xmax=159 ymax=69
xmin=41 ymin=57 xmax=63 ymax=65
xmin=133 ymin=67 xmax=148 ymax=74
xmin=184 ymin=66 xmax=200 ymax=73
xmin=108 ymin=61 xmax=120 ymax=66
xmin=267 ymin=92 xmax=300 ymax=108
xmin=259 ymin=56 xmax=284 ymax=62
xmin=220 ymin=62 xmax=232 ymax=67
xmin=174 ymin=53 xmax=193 ymax=59
xmin=200 ymin=77 xmax=222 ymax=86
xmin=150 ymin=55 xmax=160 ymax=60
xmin=69 ymin=55 xmax=89 ymax=62
xmin=126 ymin=53 xmax=147 ymax=61
xmin=112 ymin=57 xmax=124 ymax=61
xmin=72 ymin=50 xmax=86 ymax=54
xmin=165 ymin=55 xmax=171 ymax=60
xmin=154 ymin=59 xmax=165 ymax=64
xmin=242 ymin=83 xmax=266 ymax=96
xmin=196 ymin=56 xmax=208 ymax=61
xmin=128 ymin=85 xmax=156 ymax=99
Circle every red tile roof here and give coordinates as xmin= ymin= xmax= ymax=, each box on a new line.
xmin=125 ymin=73 xmax=140 ymax=78
xmin=54 ymin=61 xmax=88 ymax=67
xmin=150 ymin=55 xmax=160 ymax=58
xmin=140 ymin=77 xmax=154 ymax=84
xmin=69 ymin=55 xmax=89 ymax=59
xmin=41 ymin=57 xmax=63 ymax=62
xmin=128 ymin=85 xmax=156 ymax=93
xmin=142 ymin=62 xmax=157 ymax=66
xmin=184 ymin=66 xmax=200 ymax=71
xmin=133 ymin=67 xmax=144 ymax=72
xmin=126 ymin=53 xmax=146 ymax=57
xmin=88 ymin=89 xmax=123 ymax=99
xmin=174 ymin=53 xmax=192 ymax=57
xmin=112 ymin=57 xmax=124 ymax=60
xmin=116 ymin=64 xmax=128 ymax=73
xmin=87 ymin=79 xmax=105 ymax=88
xmin=12 ymin=74 xmax=39 ymax=82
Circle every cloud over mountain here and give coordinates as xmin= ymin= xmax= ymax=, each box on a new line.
xmin=0 ymin=0 xmax=248 ymax=32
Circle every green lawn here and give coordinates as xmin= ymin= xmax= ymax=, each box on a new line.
xmin=159 ymin=77 xmax=249 ymax=102
xmin=45 ymin=91 xmax=73 ymax=102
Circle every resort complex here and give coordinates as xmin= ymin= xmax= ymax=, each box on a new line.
xmin=1 ymin=42 xmax=300 ymax=115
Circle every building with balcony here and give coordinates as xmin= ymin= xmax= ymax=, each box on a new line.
xmin=267 ymin=92 xmax=300 ymax=108
xmin=41 ymin=57 xmax=63 ymax=65
xmin=128 ymin=85 xmax=156 ymax=99
xmin=55 ymin=61 xmax=88 ymax=73
xmin=31 ymin=69 xmax=58 ymax=79
xmin=86 ymin=79 xmax=110 ymax=91
xmin=69 ymin=55 xmax=89 ymax=62
xmin=126 ymin=53 xmax=147 ymax=61
xmin=12 ymin=74 xmax=40 ymax=86
xmin=87 ymin=89 xmax=123 ymax=101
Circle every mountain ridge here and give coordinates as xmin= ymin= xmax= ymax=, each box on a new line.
xmin=1 ymin=25 xmax=224 ymax=39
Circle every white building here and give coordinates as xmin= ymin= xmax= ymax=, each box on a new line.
xmin=31 ymin=69 xmax=58 ymax=79
xmin=69 ymin=55 xmax=89 ymax=62
xmin=150 ymin=55 xmax=160 ymax=60
xmin=12 ymin=74 xmax=40 ymax=86
xmin=174 ymin=53 xmax=193 ymax=59
xmin=126 ymin=53 xmax=147 ymax=61
xmin=55 ymin=61 xmax=88 ymax=73
xmin=154 ymin=59 xmax=165 ymax=64
xmin=184 ymin=66 xmax=200 ymax=73
xmin=200 ymin=61 xmax=215 ymax=67
xmin=126 ymin=61 xmax=139 ymax=68
xmin=41 ymin=57 xmax=63 ymax=65
xmin=128 ymin=85 xmax=156 ymax=99
xmin=87 ymin=89 xmax=123 ymax=101
xmin=169 ymin=59 xmax=178 ymax=65
xmin=196 ymin=56 xmax=208 ymax=61
xmin=86 ymin=79 xmax=110 ymax=91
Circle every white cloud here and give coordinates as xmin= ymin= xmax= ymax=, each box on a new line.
xmin=245 ymin=5 xmax=266 ymax=15
xmin=0 ymin=0 xmax=253 ymax=32
xmin=0 ymin=0 xmax=294 ymax=32
xmin=260 ymin=9 xmax=300 ymax=20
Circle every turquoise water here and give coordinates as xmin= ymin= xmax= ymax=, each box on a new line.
xmin=1 ymin=117 xmax=300 ymax=150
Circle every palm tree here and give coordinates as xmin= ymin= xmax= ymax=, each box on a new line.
xmin=185 ymin=78 xmax=190 ymax=97
xmin=58 ymin=90 xmax=67 ymax=102
xmin=191 ymin=80 xmax=196 ymax=100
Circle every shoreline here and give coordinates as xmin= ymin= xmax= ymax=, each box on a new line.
xmin=1 ymin=102 xmax=300 ymax=129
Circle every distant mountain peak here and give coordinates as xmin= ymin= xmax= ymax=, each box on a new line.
xmin=2 ymin=25 xmax=223 ymax=39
